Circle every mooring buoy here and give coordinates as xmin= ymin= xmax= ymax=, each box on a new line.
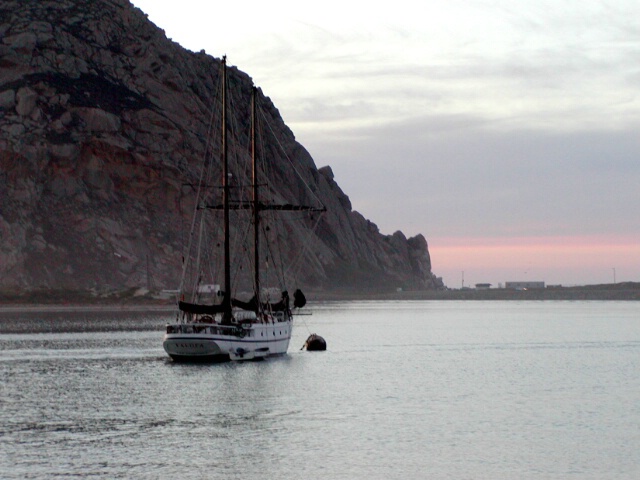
xmin=301 ymin=333 xmax=326 ymax=351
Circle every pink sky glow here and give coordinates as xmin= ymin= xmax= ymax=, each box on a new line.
xmin=429 ymin=235 xmax=639 ymax=288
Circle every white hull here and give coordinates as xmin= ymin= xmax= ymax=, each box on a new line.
xmin=163 ymin=321 xmax=292 ymax=362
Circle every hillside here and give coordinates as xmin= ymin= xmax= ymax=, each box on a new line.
xmin=0 ymin=0 xmax=443 ymax=294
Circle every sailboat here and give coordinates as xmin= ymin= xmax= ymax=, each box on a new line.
xmin=163 ymin=57 xmax=324 ymax=362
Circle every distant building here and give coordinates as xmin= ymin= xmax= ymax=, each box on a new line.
xmin=505 ymin=281 xmax=545 ymax=290
xmin=475 ymin=283 xmax=492 ymax=290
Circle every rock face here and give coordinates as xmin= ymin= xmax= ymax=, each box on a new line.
xmin=0 ymin=0 xmax=443 ymax=293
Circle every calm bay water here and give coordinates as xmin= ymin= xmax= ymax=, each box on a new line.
xmin=1 ymin=301 xmax=639 ymax=479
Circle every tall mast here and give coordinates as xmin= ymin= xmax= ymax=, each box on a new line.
xmin=221 ymin=56 xmax=232 ymax=320
xmin=251 ymin=86 xmax=261 ymax=309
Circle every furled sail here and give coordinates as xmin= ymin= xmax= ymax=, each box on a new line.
xmin=178 ymin=301 xmax=227 ymax=314
xmin=293 ymin=289 xmax=306 ymax=308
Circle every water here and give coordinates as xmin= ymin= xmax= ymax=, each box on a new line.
xmin=1 ymin=301 xmax=639 ymax=479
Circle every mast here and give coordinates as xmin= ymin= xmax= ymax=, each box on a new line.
xmin=221 ymin=56 xmax=232 ymax=320
xmin=251 ymin=86 xmax=261 ymax=310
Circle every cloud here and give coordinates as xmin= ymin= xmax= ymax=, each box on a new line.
xmin=302 ymin=113 xmax=640 ymax=239
xmin=131 ymin=0 xmax=640 ymax=284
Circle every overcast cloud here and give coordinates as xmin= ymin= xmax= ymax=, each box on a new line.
xmin=132 ymin=0 xmax=640 ymax=286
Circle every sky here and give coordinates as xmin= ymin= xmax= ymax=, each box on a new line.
xmin=131 ymin=0 xmax=639 ymax=288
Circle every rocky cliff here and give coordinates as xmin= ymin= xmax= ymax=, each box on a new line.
xmin=0 ymin=0 xmax=443 ymax=294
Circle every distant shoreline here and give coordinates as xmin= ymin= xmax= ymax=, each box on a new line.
xmin=1 ymin=282 xmax=639 ymax=306
xmin=309 ymin=283 xmax=640 ymax=301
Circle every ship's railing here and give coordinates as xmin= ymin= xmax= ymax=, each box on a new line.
xmin=274 ymin=311 xmax=292 ymax=323
xmin=166 ymin=324 xmax=250 ymax=337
